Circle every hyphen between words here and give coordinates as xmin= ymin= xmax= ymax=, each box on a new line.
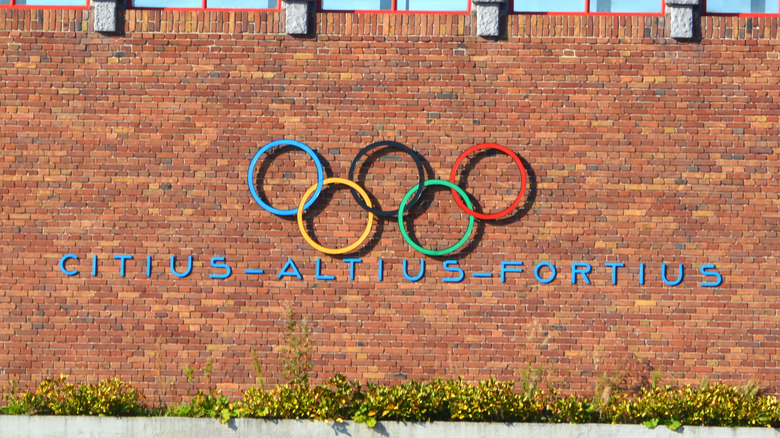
xmin=59 ymin=254 xmax=723 ymax=287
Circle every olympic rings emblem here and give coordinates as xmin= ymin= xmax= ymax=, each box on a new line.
xmin=248 ymin=139 xmax=528 ymax=256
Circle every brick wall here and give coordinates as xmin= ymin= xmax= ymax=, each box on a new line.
xmin=1 ymin=9 xmax=780 ymax=400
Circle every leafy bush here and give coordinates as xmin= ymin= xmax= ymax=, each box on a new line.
xmin=167 ymin=389 xmax=240 ymax=423
xmin=3 ymin=375 xmax=780 ymax=430
xmin=1 ymin=376 xmax=146 ymax=416
xmin=240 ymin=375 xmax=361 ymax=421
xmin=605 ymin=382 xmax=780 ymax=430
xmin=234 ymin=377 xmax=780 ymax=429
xmin=545 ymin=393 xmax=596 ymax=423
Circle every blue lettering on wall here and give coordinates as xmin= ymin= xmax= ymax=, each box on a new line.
xmin=500 ymin=261 xmax=524 ymax=283
xmin=534 ymin=262 xmax=556 ymax=284
xmin=662 ymin=263 xmax=684 ymax=286
xmin=57 ymin=253 xmax=724 ymax=288
xmin=605 ymin=262 xmax=624 ymax=285
xmin=315 ymin=258 xmax=335 ymax=281
xmin=443 ymin=260 xmax=464 ymax=283
xmin=700 ymin=264 xmax=722 ymax=287
xmin=402 ymin=259 xmax=425 ymax=282
xmin=59 ymin=254 xmax=79 ymax=276
xmin=277 ymin=258 xmax=302 ymax=280
xmin=170 ymin=255 xmax=193 ymax=278
xmin=343 ymin=259 xmax=362 ymax=281
xmin=209 ymin=256 xmax=232 ymax=279
xmin=571 ymin=262 xmax=592 ymax=285
xmin=114 ymin=254 xmax=133 ymax=277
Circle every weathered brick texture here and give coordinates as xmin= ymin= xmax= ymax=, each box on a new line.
xmin=1 ymin=10 xmax=780 ymax=400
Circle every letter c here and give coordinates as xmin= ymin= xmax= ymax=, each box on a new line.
xmin=59 ymin=254 xmax=79 ymax=276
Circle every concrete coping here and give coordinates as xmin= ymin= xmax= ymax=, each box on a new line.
xmin=1 ymin=417 xmax=780 ymax=438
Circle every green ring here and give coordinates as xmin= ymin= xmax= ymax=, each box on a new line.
xmin=398 ymin=179 xmax=476 ymax=257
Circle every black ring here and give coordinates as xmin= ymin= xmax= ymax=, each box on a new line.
xmin=348 ymin=141 xmax=426 ymax=218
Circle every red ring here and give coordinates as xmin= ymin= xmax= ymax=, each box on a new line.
xmin=449 ymin=143 xmax=528 ymax=220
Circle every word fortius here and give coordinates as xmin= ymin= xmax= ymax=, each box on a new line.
xmin=59 ymin=254 xmax=723 ymax=287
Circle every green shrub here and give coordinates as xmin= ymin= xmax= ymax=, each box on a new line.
xmin=546 ymin=393 xmax=597 ymax=423
xmin=3 ymin=375 xmax=780 ymax=429
xmin=605 ymin=382 xmax=780 ymax=429
xmin=167 ymin=389 xmax=239 ymax=423
xmin=1 ymin=376 xmax=146 ymax=416
xmin=240 ymin=374 xmax=361 ymax=421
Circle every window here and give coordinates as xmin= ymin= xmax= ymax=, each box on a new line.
xmin=131 ymin=0 xmax=277 ymax=9
xmin=705 ymin=0 xmax=779 ymax=14
xmin=514 ymin=0 xmax=662 ymax=13
xmin=320 ymin=0 xmax=469 ymax=12
xmin=0 ymin=0 xmax=87 ymax=7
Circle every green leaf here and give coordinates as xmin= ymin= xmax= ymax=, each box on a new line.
xmin=365 ymin=417 xmax=377 ymax=428
xmin=220 ymin=408 xmax=232 ymax=423
xmin=643 ymin=418 xmax=659 ymax=429
xmin=668 ymin=420 xmax=682 ymax=431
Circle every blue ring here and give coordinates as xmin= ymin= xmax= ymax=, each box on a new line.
xmin=247 ymin=139 xmax=325 ymax=216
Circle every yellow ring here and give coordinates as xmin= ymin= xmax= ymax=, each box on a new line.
xmin=297 ymin=177 xmax=375 ymax=255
